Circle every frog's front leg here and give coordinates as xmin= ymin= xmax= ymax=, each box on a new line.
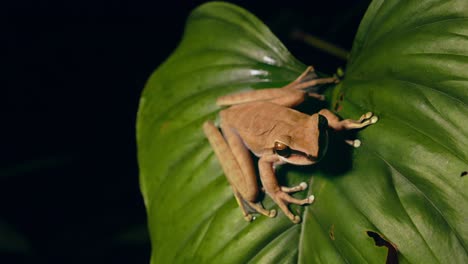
xmin=203 ymin=121 xmax=276 ymax=221
xmin=258 ymin=153 xmax=315 ymax=224
xmin=319 ymin=109 xmax=378 ymax=131
xmin=318 ymin=109 xmax=379 ymax=147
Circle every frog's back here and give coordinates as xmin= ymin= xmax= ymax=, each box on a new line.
xmin=220 ymin=102 xmax=309 ymax=151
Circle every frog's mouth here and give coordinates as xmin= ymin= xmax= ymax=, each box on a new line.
xmin=277 ymin=149 xmax=318 ymax=165
xmin=293 ymin=150 xmax=317 ymax=162
xmin=274 ymin=135 xmax=329 ymax=165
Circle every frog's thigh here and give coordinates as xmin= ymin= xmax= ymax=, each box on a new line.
xmin=217 ymin=88 xmax=297 ymax=106
xmin=219 ymin=123 xmax=259 ymax=202
xmin=204 ymin=121 xmax=273 ymax=220
xmin=268 ymin=90 xmax=305 ymax=107
xmin=203 ymin=121 xmax=253 ymax=198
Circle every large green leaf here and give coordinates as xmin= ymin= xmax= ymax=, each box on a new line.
xmin=137 ymin=1 xmax=468 ymax=263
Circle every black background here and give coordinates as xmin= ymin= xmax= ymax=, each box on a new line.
xmin=1 ymin=0 xmax=369 ymax=263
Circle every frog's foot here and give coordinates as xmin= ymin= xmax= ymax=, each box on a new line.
xmin=269 ymin=191 xmax=315 ymax=224
xmin=340 ymin=112 xmax=379 ymax=130
xmin=358 ymin=112 xmax=378 ymax=124
xmin=361 ymin=112 xmax=379 ymax=128
xmin=342 ymin=113 xmax=378 ymax=147
xmin=285 ymin=66 xmax=338 ymax=92
xmin=234 ymin=192 xmax=276 ymax=222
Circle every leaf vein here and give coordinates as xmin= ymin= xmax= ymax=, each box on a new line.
xmin=345 ymin=99 xmax=468 ymax=254
xmin=344 ymin=99 xmax=468 ymax=196
xmin=364 ymin=145 xmax=467 ymax=257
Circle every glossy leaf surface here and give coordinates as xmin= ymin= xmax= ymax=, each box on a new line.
xmin=137 ymin=1 xmax=468 ymax=263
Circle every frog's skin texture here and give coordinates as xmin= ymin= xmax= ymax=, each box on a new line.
xmin=203 ymin=66 xmax=378 ymax=223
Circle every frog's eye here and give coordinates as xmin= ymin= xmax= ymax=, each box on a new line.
xmin=274 ymin=142 xmax=291 ymax=157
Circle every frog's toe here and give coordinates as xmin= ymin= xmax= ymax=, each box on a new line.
xmin=358 ymin=112 xmax=374 ymax=122
xmin=345 ymin=139 xmax=361 ymax=148
xmin=359 ymin=112 xmax=378 ymax=125
xmin=244 ymin=214 xmax=254 ymax=222
xmin=268 ymin=209 xmax=277 ymax=218
xmin=280 ymin=182 xmax=309 ymax=193
xmin=362 ymin=112 xmax=373 ymax=120
xmin=354 ymin=139 xmax=362 ymax=148
xmin=243 ymin=200 xmax=278 ymax=220
xmin=268 ymin=191 xmax=314 ymax=224
xmin=292 ymin=215 xmax=301 ymax=224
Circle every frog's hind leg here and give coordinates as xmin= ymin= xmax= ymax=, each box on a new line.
xmin=286 ymin=66 xmax=338 ymax=98
xmin=216 ymin=86 xmax=305 ymax=107
xmin=203 ymin=121 xmax=276 ymax=221
xmin=232 ymin=191 xmax=275 ymax=221
xmin=216 ymin=66 xmax=337 ymax=107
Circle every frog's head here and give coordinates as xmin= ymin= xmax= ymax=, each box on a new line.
xmin=273 ymin=114 xmax=328 ymax=165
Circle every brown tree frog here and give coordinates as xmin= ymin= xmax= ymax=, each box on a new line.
xmin=203 ymin=66 xmax=378 ymax=223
